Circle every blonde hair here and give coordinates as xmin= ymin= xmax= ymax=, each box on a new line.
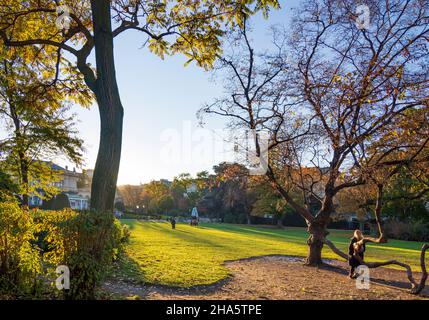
xmin=354 ymin=229 xmax=363 ymax=240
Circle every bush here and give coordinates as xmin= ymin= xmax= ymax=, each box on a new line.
xmin=384 ymin=219 xmax=429 ymax=242
xmin=120 ymin=212 xmax=163 ymax=220
xmin=120 ymin=223 xmax=131 ymax=244
xmin=41 ymin=193 xmax=71 ymax=210
xmin=121 ymin=212 xmax=146 ymax=219
xmin=410 ymin=220 xmax=429 ymax=242
xmin=223 ymin=211 xmax=248 ymax=224
xmin=0 ymin=201 xmax=41 ymax=297
xmin=62 ymin=211 xmax=130 ymax=300
xmin=0 ymin=201 xmax=129 ymax=299
xmin=32 ymin=208 xmax=78 ymax=265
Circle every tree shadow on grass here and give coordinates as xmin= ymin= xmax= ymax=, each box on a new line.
xmin=136 ymin=221 xmax=246 ymax=250
xmin=104 ymin=251 xmax=234 ymax=299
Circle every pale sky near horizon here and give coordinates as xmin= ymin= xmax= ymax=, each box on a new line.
xmin=58 ymin=1 xmax=299 ymax=185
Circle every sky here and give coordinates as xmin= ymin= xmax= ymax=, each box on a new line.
xmin=59 ymin=1 xmax=299 ymax=185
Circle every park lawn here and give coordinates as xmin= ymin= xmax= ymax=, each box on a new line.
xmin=118 ymin=220 xmax=426 ymax=288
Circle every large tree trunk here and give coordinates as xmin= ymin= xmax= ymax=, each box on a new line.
xmin=89 ymin=0 xmax=124 ymax=213
xmin=66 ymin=2 xmax=123 ymax=299
xmin=306 ymin=221 xmax=328 ymax=266
xmin=305 ymin=196 xmax=333 ymax=266
xmin=266 ymin=165 xmax=330 ymax=265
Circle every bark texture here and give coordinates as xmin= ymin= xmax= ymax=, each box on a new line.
xmin=89 ymin=0 xmax=124 ymax=213
xmin=306 ymin=221 xmax=328 ymax=266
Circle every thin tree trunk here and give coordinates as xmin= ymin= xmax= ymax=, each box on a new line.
xmin=373 ymin=184 xmax=387 ymax=242
xmin=9 ymin=100 xmax=29 ymax=207
xmin=89 ymin=0 xmax=124 ymax=213
xmin=20 ymin=158 xmax=29 ymax=207
xmin=277 ymin=215 xmax=283 ymax=228
xmin=246 ymin=212 xmax=251 ymax=225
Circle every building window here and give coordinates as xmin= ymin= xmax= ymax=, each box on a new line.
xmin=31 ymin=196 xmax=42 ymax=206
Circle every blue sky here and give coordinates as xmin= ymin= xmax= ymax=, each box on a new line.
xmin=65 ymin=1 xmax=299 ymax=185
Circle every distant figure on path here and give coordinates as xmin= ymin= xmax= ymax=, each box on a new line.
xmin=170 ymin=218 xmax=176 ymax=230
xmin=190 ymin=206 xmax=199 ymax=226
xmin=348 ymin=229 xmax=366 ymax=279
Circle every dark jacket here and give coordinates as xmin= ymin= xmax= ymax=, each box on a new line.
xmin=348 ymin=237 xmax=365 ymax=267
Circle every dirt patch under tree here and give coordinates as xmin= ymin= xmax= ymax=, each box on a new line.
xmin=102 ymin=256 xmax=429 ymax=300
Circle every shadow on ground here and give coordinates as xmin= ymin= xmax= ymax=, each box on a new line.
xmin=103 ymin=255 xmax=429 ymax=300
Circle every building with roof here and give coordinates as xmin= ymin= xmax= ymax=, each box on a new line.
xmin=29 ymin=163 xmax=121 ymax=211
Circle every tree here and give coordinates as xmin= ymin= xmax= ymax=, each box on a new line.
xmin=198 ymin=162 xmax=250 ymax=223
xmin=291 ymin=0 xmax=429 ymax=293
xmin=335 ymin=101 xmax=429 ymax=226
xmin=170 ymin=173 xmax=194 ymax=212
xmin=0 ymin=0 xmax=280 ymax=213
xmin=200 ymin=19 xmax=316 ymax=255
xmin=118 ymin=184 xmax=144 ymax=211
xmin=382 ymin=170 xmax=429 ymax=222
xmin=249 ymin=182 xmax=288 ymax=227
xmin=0 ymin=170 xmax=18 ymax=200
xmin=350 ymin=124 xmax=429 ymax=241
xmin=157 ymin=194 xmax=174 ymax=215
xmin=143 ymin=180 xmax=170 ymax=213
xmin=0 ymin=48 xmax=88 ymax=206
xmin=170 ymin=171 xmax=210 ymax=213
xmin=288 ymin=0 xmax=429 ymax=265
xmin=202 ymin=0 xmax=429 ymax=268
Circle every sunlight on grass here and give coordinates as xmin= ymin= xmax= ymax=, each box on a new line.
xmin=119 ymin=221 xmax=425 ymax=288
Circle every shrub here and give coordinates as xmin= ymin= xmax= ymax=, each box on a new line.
xmin=384 ymin=219 xmax=429 ymax=242
xmin=223 ymin=211 xmax=247 ymax=224
xmin=410 ymin=220 xmax=429 ymax=242
xmin=120 ymin=212 xmax=145 ymax=219
xmin=0 ymin=202 xmax=128 ymax=299
xmin=41 ymin=193 xmax=71 ymax=210
xmin=0 ymin=201 xmax=42 ymax=296
xmin=119 ymin=223 xmax=131 ymax=244
xmin=32 ymin=208 xmax=78 ymax=264
xmin=63 ymin=211 xmax=129 ymax=300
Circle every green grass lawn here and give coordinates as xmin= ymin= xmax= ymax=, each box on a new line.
xmin=118 ymin=220 xmax=426 ymax=288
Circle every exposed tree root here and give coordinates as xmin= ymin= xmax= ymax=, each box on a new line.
xmin=413 ymin=244 xmax=429 ymax=294
xmin=364 ymin=260 xmax=417 ymax=291
xmin=323 ymin=239 xmax=429 ymax=295
xmin=304 ymin=260 xmax=327 ymax=267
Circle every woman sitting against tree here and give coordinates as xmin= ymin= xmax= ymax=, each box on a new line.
xmin=348 ymin=230 xmax=366 ymax=279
